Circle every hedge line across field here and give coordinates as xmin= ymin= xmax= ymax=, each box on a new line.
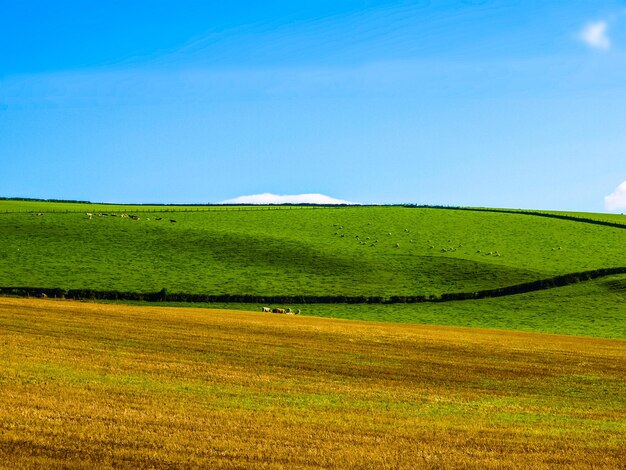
xmin=2 ymin=267 xmax=625 ymax=305
xmin=405 ymin=205 xmax=626 ymax=230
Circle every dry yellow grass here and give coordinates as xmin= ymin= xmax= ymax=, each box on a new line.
xmin=0 ymin=297 xmax=625 ymax=468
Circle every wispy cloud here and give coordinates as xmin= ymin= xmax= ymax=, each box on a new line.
xmin=220 ymin=193 xmax=357 ymax=205
xmin=580 ymin=21 xmax=611 ymax=50
xmin=604 ymin=181 xmax=626 ymax=211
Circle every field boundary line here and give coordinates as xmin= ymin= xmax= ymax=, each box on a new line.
xmin=405 ymin=205 xmax=626 ymax=230
xmin=0 ymin=206 xmax=347 ymax=215
xmin=1 ymin=267 xmax=624 ymax=305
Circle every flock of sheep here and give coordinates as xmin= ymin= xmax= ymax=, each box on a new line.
xmin=330 ymin=221 xmax=567 ymax=259
xmin=329 ymin=222 xmax=514 ymax=257
xmin=262 ymin=307 xmax=301 ymax=315
xmin=85 ymin=212 xmax=176 ymax=223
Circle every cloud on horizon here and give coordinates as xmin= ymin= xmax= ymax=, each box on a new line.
xmin=220 ymin=193 xmax=357 ymax=205
xmin=604 ymin=181 xmax=626 ymax=211
xmin=580 ymin=21 xmax=611 ymax=50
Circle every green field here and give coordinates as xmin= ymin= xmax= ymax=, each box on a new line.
xmin=1 ymin=201 xmax=624 ymax=299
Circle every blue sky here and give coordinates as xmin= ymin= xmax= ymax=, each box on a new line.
xmin=1 ymin=1 xmax=626 ymax=210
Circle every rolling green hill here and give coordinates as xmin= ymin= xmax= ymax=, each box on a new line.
xmin=1 ymin=201 xmax=624 ymax=299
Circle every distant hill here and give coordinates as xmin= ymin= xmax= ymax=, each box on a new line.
xmin=1 ymin=200 xmax=624 ymax=299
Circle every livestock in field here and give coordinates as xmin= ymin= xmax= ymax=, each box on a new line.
xmin=261 ymin=307 xmax=271 ymax=312
xmin=272 ymin=308 xmax=285 ymax=314
xmin=295 ymin=309 xmax=301 ymax=314
xmin=285 ymin=308 xmax=292 ymax=313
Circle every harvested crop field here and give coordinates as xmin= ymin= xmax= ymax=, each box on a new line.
xmin=1 ymin=297 xmax=624 ymax=468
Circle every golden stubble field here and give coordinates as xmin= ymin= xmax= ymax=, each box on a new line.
xmin=0 ymin=297 xmax=624 ymax=468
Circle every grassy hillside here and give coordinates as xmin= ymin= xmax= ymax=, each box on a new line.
xmin=1 ymin=298 xmax=624 ymax=468
xmin=1 ymin=201 xmax=624 ymax=298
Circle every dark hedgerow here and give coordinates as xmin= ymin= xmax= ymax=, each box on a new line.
xmin=1 ymin=267 xmax=625 ymax=305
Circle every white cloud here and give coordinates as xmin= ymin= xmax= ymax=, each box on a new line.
xmin=604 ymin=181 xmax=626 ymax=211
xmin=220 ymin=193 xmax=357 ymax=205
xmin=580 ymin=21 xmax=611 ymax=50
